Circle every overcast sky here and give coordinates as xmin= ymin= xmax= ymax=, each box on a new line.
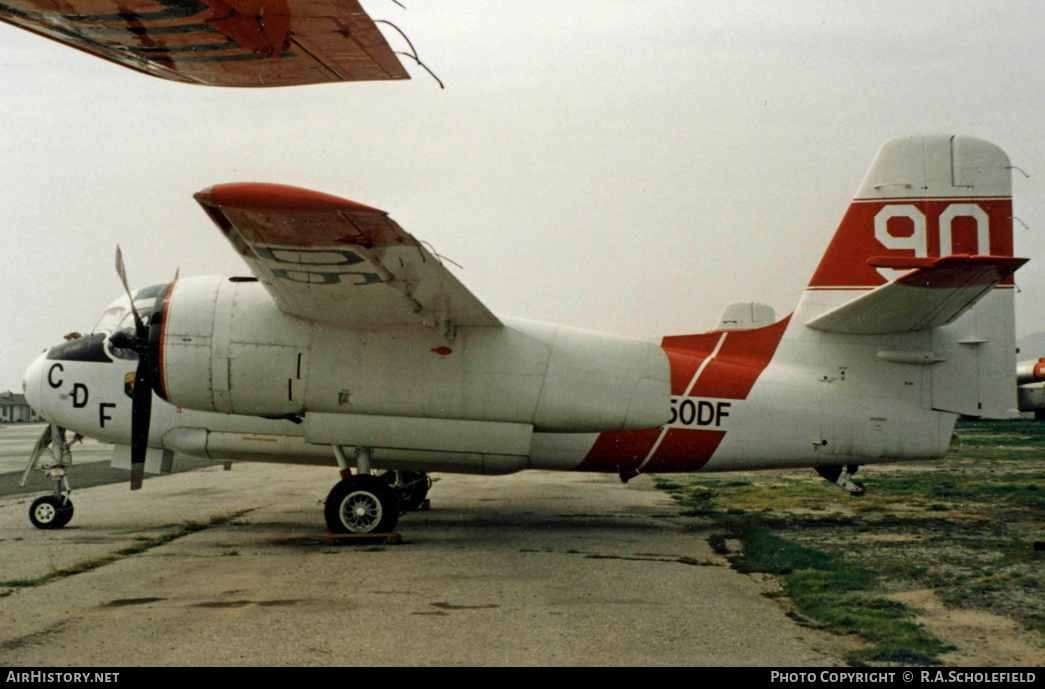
xmin=1 ymin=1 xmax=1044 ymax=392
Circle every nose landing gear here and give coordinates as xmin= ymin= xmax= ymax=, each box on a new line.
xmin=21 ymin=424 xmax=82 ymax=529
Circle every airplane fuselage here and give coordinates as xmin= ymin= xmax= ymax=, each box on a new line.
xmin=24 ymin=288 xmax=963 ymax=479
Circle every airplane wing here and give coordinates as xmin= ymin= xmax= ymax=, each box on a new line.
xmin=0 ymin=0 xmax=409 ymax=87
xmin=805 ymin=254 xmax=1027 ymax=335
xmin=195 ymin=183 xmax=501 ymax=339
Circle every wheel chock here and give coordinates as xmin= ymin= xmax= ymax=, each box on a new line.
xmin=326 ymin=532 xmax=402 ymax=546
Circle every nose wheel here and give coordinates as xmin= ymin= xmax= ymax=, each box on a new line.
xmin=29 ymin=495 xmax=74 ymax=529
xmin=21 ymin=424 xmax=81 ymax=529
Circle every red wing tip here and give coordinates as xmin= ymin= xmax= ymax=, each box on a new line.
xmin=894 ymin=255 xmax=1029 ymax=289
xmin=194 ymin=183 xmax=385 ymax=214
xmin=868 ymin=255 xmax=1029 ymax=270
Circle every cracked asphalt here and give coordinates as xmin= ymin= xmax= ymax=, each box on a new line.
xmin=0 ymin=439 xmax=854 ymax=666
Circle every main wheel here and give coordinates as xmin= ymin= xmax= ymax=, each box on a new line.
xmin=324 ymin=475 xmax=399 ymax=534
xmin=379 ymin=470 xmax=431 ymax=513
xmin=29 ymin=495 xmax=74 ymax=529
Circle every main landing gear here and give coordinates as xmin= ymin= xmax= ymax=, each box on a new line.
xmin=380 ymin=470 xmax=431 ymax=513
xmin=324 ymin=446 xmax=432 ymax=534
xmin=323 ymin=471 xmax=432 ymax=534
xmin=324 ymin=474 xmax=400 ymax=534
xmin=816 ymin=464 xmax=865 ymax=496
xmin=21 ymin=424 xmax=82 ymax=529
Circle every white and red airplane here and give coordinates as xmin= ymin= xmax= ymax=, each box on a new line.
xmin=21 ymin=134 xmax=1028 ymax=534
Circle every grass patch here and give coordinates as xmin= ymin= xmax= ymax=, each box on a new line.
xmin=0 ymin=511 xmax=250 ymax=590
xmin=652 ymin=418 xmax=1045 ymax=665
xmin=725 ymin=526 xmax=950 ymax=664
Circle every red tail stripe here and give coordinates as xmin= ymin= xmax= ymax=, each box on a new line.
xmin=808 ymin=199 xmax=1013 ymax=289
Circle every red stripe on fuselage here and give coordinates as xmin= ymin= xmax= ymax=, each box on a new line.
xmin=576 ymin=427 xmax=663 ymax=473
xmin=662 ymin=335 xmax=719 ymax=395
xmin=577 ymin=316 xmax=790 ymax=472
xmin=640 ymin=429 xmax=726 ymax=472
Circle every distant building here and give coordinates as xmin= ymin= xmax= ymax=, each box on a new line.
xmin=0 ymin=391 xmax=42 ymax=423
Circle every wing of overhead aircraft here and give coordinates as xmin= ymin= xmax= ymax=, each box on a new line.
xmin=194 ymin=183 xmax=501 ymax=338
xmin=0 ymin=0 xmax=409 ymax=87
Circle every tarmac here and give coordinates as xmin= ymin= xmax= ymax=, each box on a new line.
xmin=0 ymin=423 xmax=853 ymax=666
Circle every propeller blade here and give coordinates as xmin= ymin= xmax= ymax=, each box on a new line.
xmin=129 ymin=355 xmax=152 ymax=490
xmin=114 ymin=246 xmax=147 ymax=337
xmin=115 ymin=246 xmax=133 ymax=300
xmin=116 ymin=246 xmax=160 ymax=489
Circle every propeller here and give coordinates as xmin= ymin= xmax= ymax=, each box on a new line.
xmin=111 ymin=247 xmax=153 ymax=490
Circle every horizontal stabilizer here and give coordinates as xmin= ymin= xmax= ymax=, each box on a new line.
xmin=805 ymin=255 xmax=1027 ymax=335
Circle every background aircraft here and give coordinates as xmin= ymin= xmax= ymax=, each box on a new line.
xmin=1016 ymin=357 xmax=1045 ymax=418
xmin=21 ymin=134 xmax=1027 ymax=536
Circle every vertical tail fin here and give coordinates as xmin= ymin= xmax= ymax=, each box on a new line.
xmin=807 ymin=134 xmax=1014 ymax=291
xmin=796 ymin=135 xmax=1023 ymax=418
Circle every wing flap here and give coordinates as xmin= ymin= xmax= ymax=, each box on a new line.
xmin=0 ymin=0 xmax=409 ymax=87
xmin=195 ymin=183 xmax=501 ymax=335
xmin=805 ymin=255 xmax=1028 ymax=335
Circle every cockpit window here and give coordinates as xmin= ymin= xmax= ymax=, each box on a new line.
xmin=92 ymin=306 xmax=127 ymax=335
xmin=133 ymin=284 xmax=167 ymax=301
xmin=91 ymin=283 xmax=168 ymax=335
xmin=116 ymin=308 xmax=152 ymax=332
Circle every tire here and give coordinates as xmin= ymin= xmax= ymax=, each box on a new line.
xmin=29 ymin=495 xmax=74 ymax=530
xmin=379 ymin=470 xmax=430 ymax=513
xmin=324 ymin=475 xmax=399 ymax=534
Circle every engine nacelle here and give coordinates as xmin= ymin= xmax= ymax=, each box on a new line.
xmin=1016 ymin=357 xmax=1045 ymax=386
xmin=149 ymin=276 xmax=671 ymax=433
xmin=149 ymin=276 xmax=312 ymax=417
